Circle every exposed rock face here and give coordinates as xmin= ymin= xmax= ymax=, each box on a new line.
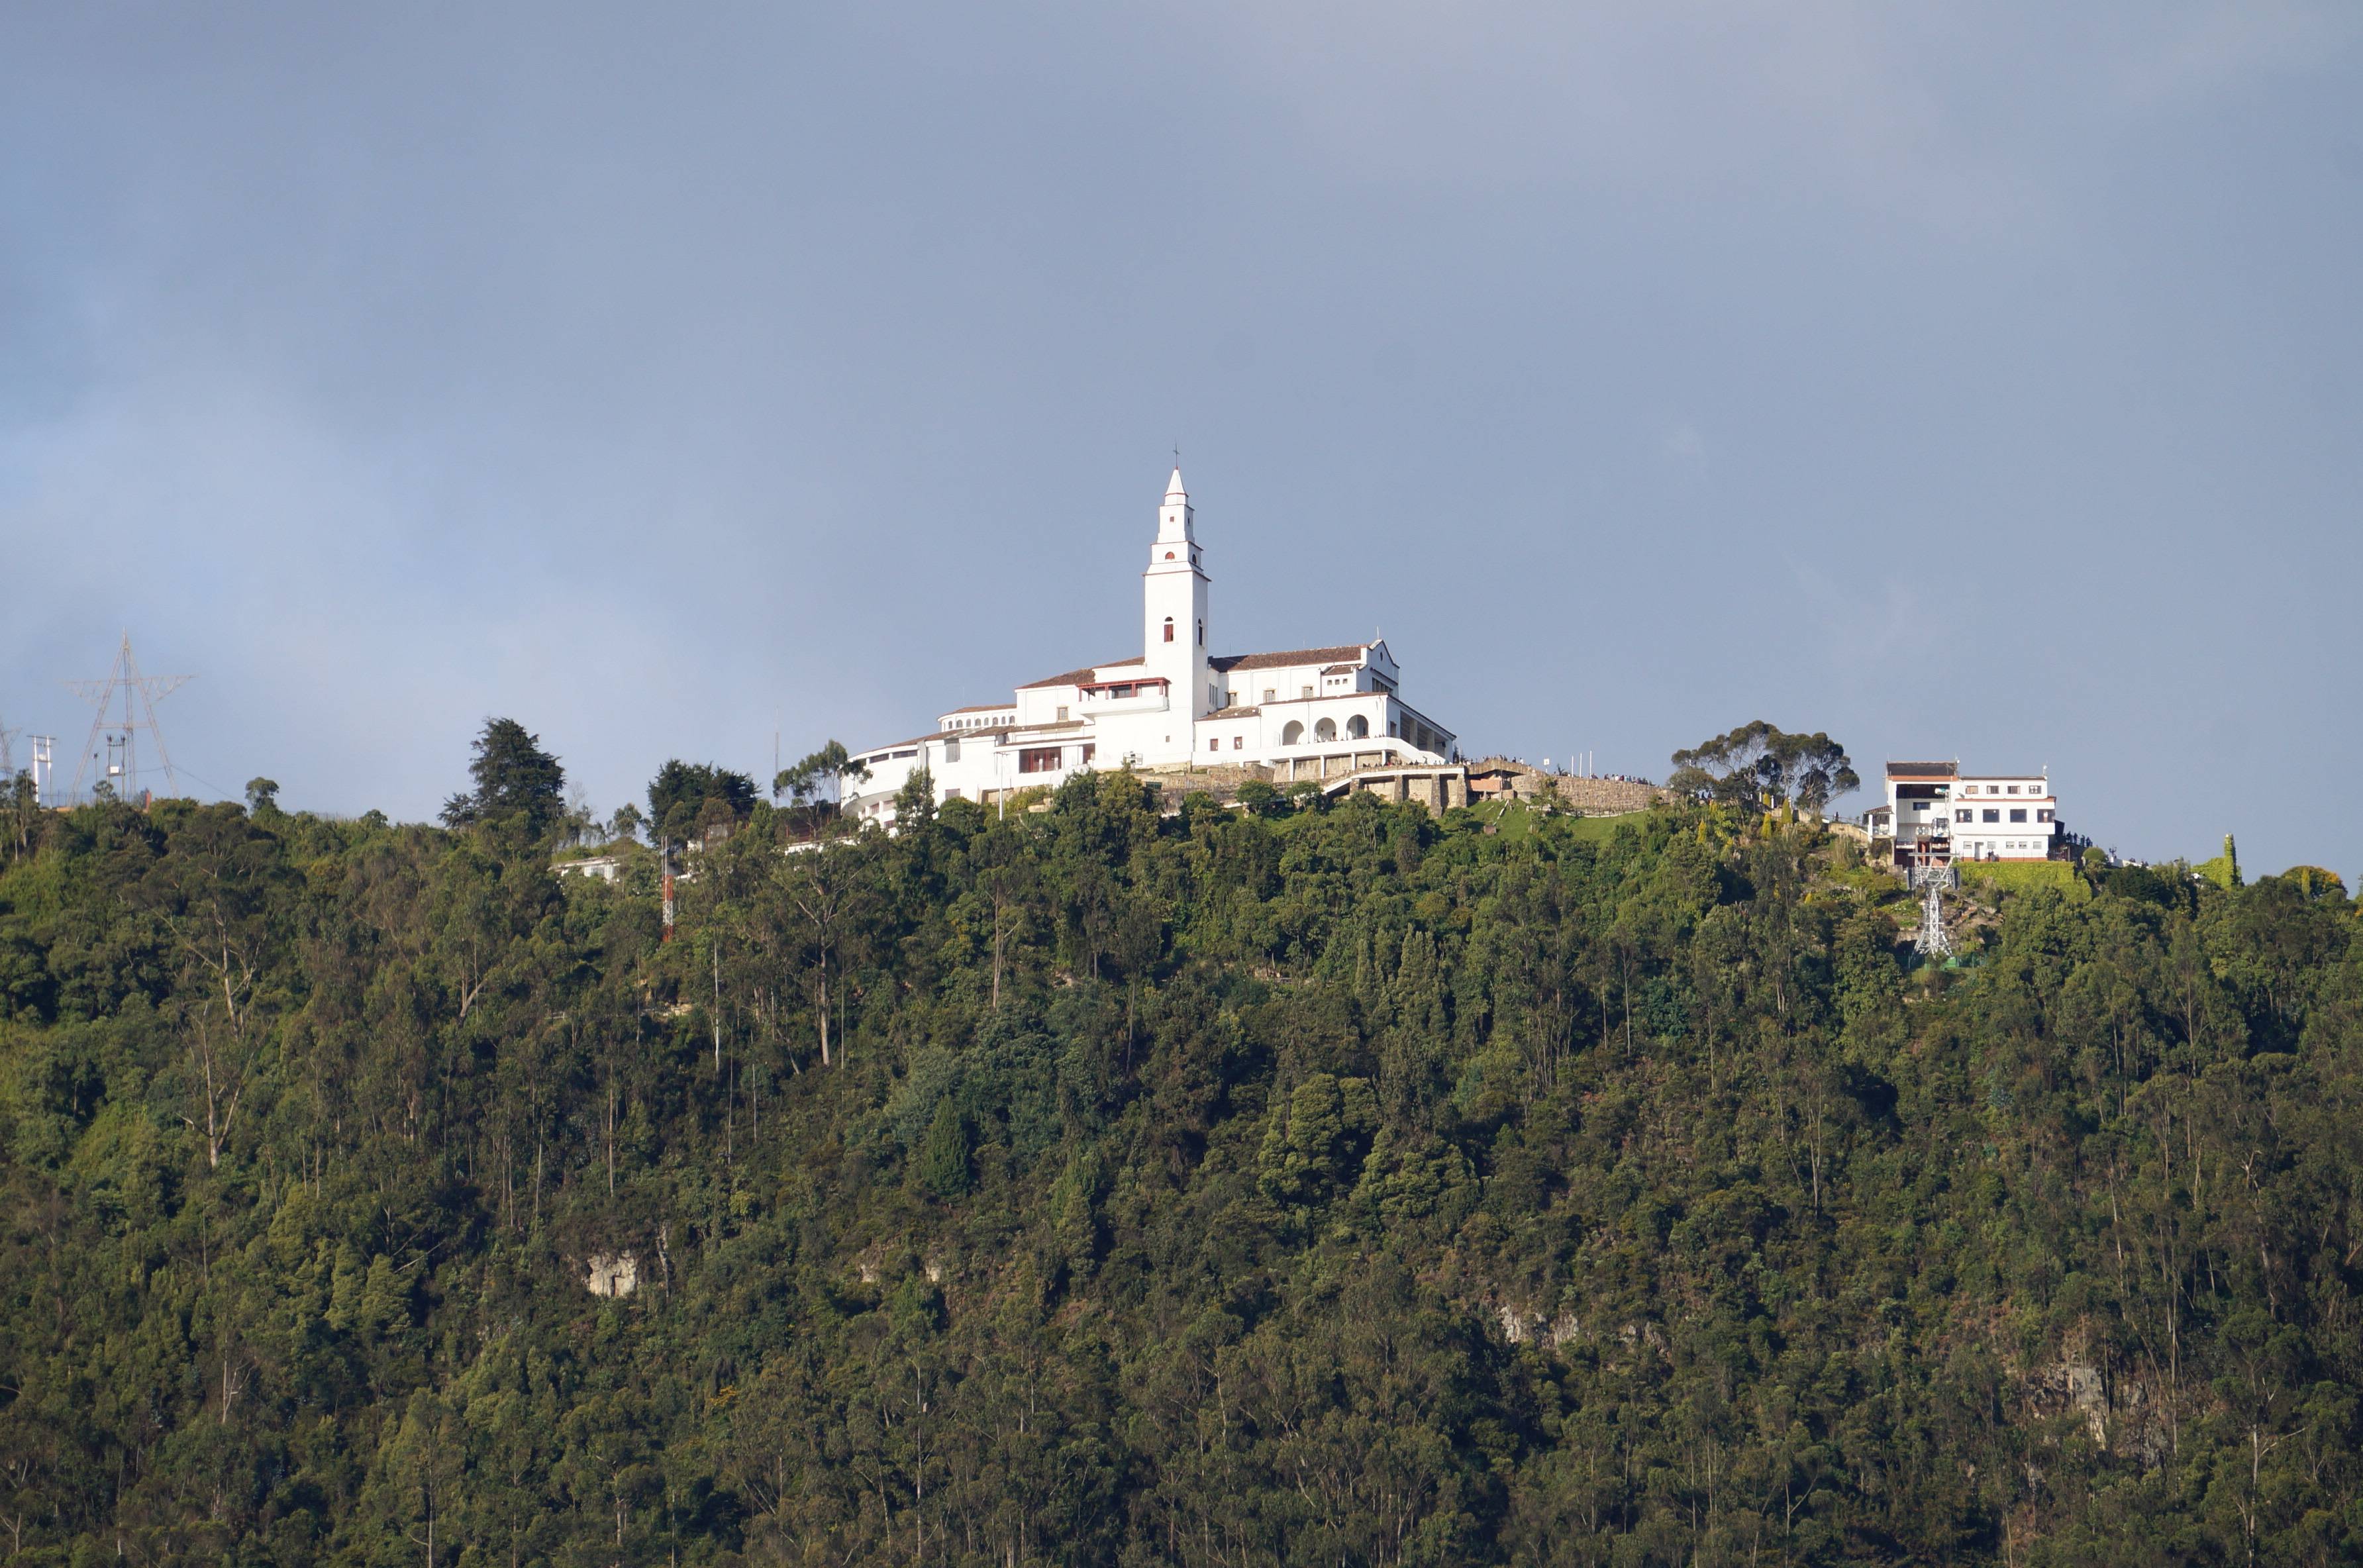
xmin=2021 ymin=1330 xmax=2171 ymax=1465
xmin=586 ymin=1253 xmax=638 ymax=1297
xmin=2074 ymin=1365 xmax=2117 ymax=1446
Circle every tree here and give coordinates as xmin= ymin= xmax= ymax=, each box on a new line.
xmin=772 ymin=741 xmax=872 ymax=835
xmin=244 ymin=777 xmax=280 ymax=814
xmin=647 ymin=761 xmax=758 ymax=849
xmin=892 ymin=765 xmax=936 ymax=830
xmin=561 ymin=783 xmax=597 ymax=847
xmin=440 ymin=718 xmax=566 ymax=837
xmin=776 ymin=843 xmax=870 ymax=1066
xmin=1 ymin=770 xmax=40 ymax=860
xmin=920 ymin=1099 xmax=972 ymax=1197
xmin=2199 ymin=832 xmax=2244 ymax=890
xmin=13 ymin=742 xmax=2363 ymax=1563
xmin=1234 ymin=779 xmax=1284 ymax=818
xmin=1668 ymin=721 xmax=1858 ymax=812
xmin=139 ymin=804 xmax=285 ymax=1169
xmin=2280 ymin=865 xmax=2346 ymax=900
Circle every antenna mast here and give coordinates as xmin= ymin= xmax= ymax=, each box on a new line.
xmin=64 ymin=633 xmax=194 ymax=805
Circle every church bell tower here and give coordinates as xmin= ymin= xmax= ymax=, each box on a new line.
xmin=1142 ymin=467 xmax=1213 ymax=719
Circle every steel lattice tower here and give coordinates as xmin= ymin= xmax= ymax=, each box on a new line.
xmin=65 ymin=634 xmax=193 ymax=804
xmin=1909 ymin=860 xmax=1956 ymax=958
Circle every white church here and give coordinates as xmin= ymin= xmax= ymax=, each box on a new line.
xmin=840 ymin=469 xmax=1460 ymax=825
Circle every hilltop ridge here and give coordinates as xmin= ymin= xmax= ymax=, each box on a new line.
xmin=0 ymin=778 xmax=2358 ymax=1563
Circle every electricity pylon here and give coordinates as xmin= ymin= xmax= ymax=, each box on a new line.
xmin=65 ymin=634 xmax=193 ymax=803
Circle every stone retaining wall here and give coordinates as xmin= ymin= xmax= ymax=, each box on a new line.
xmin=1469 ymin=758 xmax=1665 ymax=814
xmin=1074 ymin=758 xmax=1667 ymax=818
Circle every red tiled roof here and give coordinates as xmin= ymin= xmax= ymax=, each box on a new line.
xmin=1211 ymin=644 xmax=1368 ymax=673
xmin=1019 ymin=656 xmax=1142 ymax=689
xmin=1205 ymin=705 xmax=1262 ymax=718
xmin=941 ymin=703 xmax=1013 ymax=716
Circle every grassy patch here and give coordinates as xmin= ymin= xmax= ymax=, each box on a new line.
xmin=1556 ymin=810 xmax=1648 ymax=846
xmin=1436 ymin=802 xmax=1646 ymax=844
xmin=1452 ymin=799 xmax=1542 ymax=838
xmin=1958 ymin=859 xmax=2089 ymax=902
xmin=1821 ymin=862 xmax=1913 ymax=906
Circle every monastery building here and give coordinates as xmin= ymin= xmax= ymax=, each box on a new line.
xmin=842 ymin=469 xmax=1459 ymax=824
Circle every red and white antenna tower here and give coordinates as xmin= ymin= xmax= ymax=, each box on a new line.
xmin=64 ymin=633 xmax=194 ymax=805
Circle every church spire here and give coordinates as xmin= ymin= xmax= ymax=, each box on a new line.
xmin=1153 ymin=466 xmax=1197 ymax=550
xmin=1144 ymin=462 xmax=1211 ymax=718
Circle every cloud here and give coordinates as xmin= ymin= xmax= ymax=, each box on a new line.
xmin=1190 ymin=0 xmax=2360 ymax=237
xmin=1657 ymin=422 xmax=1707 ymax=468
xmin=1 ymin=1 xmax=2358 ymax=871
xmin=2105 ymin=1 xmax=2362 ymax=109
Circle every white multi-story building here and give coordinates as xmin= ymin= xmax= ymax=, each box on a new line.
xmin=841 ymin=469 xmax=1458 ymax=825
xmin=1867 ymin=761 xmax=2062 ymax=865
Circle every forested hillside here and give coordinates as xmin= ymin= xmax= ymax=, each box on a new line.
xmin=3 ymin=767 xmax=2360 ymax=1565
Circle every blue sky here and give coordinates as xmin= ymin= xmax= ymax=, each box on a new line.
xmin=3 ymin=3 xmax=2358 ymax=873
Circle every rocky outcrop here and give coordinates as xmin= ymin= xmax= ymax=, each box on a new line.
xmin=585 ymin=1253 xmax=638 ymax=1297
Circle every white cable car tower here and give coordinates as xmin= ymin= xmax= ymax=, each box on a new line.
xmin=1909 ymin=860 xmax=1956 ymax=957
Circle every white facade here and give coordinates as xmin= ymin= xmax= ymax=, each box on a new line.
xmin=1866 ymin=761 xmax=2062 ymax=864
xmin=1948 ymin=774 xmax=2061 ymax=862
xmin=842 ymin=469 xmax=1459 ymax=825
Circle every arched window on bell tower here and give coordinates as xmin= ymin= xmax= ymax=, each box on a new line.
xmin=1163 ymin=616 xmax=1175 ymax=644
xmin=1196 ymin=619 xmax=1204 ymax=647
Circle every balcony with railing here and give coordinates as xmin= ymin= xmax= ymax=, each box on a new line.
xmin=1868 ymin=810 xmax=1951 ymax=840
